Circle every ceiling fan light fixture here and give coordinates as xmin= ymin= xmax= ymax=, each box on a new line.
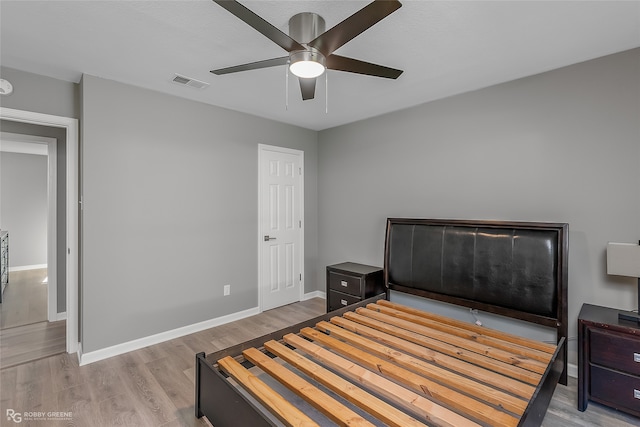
xmin=289 ymin=50 xmax=326 ymax=78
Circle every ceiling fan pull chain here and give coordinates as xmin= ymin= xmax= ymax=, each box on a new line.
xmin=285 ymin=62 xmax=289 ymax=111
xmin=325 ymin=71 xmax=328 ymax=114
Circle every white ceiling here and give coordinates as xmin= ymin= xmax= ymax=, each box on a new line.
xmin=1 ymin=1 xmax=639 ymax=131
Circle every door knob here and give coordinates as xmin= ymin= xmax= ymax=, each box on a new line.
xmin=264 ymin=235 xmax=276 ymax=241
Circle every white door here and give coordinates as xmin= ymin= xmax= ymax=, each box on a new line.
xmin=259 ymin=144 xmax=303 ymax=311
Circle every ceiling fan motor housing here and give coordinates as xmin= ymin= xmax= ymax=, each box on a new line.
xmin=289 ymin=12 xmax=325 ymax=44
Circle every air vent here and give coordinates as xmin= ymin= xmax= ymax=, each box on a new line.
xmin=171 ymin=74 xmax=210 ymax=90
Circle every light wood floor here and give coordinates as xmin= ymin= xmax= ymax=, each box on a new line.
xmin=0 ymin=268 xmax=66 ymax=369
xmin=0 ymin=320 xmax=66 ymax=369
xmin=1 ymin=297 xmax=637 ymax=426
xmin=1 ymin=268 xmax=48 ymax=329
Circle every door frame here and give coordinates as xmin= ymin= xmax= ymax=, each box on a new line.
xmin=257 ymin=144 xmax=304 ymax=312
xmin=0 ymin=132 xmax=58 ymax=321
xmin=0 ymin=107 xmax=79 ymax=354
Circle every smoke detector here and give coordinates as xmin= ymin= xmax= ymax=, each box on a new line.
xmin=171 ymin=74 xmax=209 ymax=90
xmin=0 ymin=79 xmax=13 ymax=95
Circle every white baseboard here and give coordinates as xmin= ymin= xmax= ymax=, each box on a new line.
xmin=303 ymin=290 xmax=326 ymax=300
xmin=567 ymin=362 xmax=577 ymax=379
xmin=9 ymin=264 xmax=47 ymax=272
xmin=55 ymin=311 xmax=67 ymax=321
xmin=78 ymin=306 xmax=260 ymax=366
xmin=76 ymin=296 xmax=581 ymax=379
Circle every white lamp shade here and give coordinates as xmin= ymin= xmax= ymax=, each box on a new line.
xmin=289 ymin=50 xmax=326 ymax=79
xmin=607 ymin=242 xmax=640 ymax=278
xmin=289 ymin=60 xmax=325 ymax=78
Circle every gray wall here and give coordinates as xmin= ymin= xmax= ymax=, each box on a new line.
xmin=0 ymin=120 xmax=68 ymax=313
xmin=317 ymin=48 xmax=640 ymax=367
xmin=0 ymin=66 xmax=79 ymax=119
xmin=0 ymin=151 xmax=47 ymax=267
xmin=81 ymin=75 xmax=318 ymax=353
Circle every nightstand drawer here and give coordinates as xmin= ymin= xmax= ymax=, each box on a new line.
xmin=327 ymin=291 xmax=361 ymax=311
xmin=328 ymin=272 xmax=362 ymax=296
xmin=579 ymin=303 xmax=640 ymax=416
xmin=590 ymin=328 xmax=640 ymax=376
xmin=590 ymin=365 xmax=640 ymax=413
xmin=326 ymin=262 xmax=384 ymax=313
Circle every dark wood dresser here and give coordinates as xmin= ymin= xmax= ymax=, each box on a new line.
xmin=578 ymin=303 xmax=640 ymax=417
xmin=326 ymin=262 xmax=384 ymax=312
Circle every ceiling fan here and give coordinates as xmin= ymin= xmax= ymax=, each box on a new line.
xmin=210 ymin=0 xmax=404 ymax=101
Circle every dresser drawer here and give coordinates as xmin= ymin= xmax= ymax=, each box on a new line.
xmin=590 ymin=365 xmax=640 ymax=414
xmin=590 ymin=328 xmax=640 ymax=376
xmin=328 ymin=272 xmax=362 ymax=296
xmin=327 ymin=291 xmax=361 ymax=312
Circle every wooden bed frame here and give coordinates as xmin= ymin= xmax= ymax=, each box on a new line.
xmin=195 ymin=218 xmax=568 ymax=427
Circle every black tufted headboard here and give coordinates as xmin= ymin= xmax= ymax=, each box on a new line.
xmin=384 ymin=218 xmax=568 ymax=383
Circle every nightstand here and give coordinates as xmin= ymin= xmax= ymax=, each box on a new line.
xmin=578 ymin=303 xmax=640 ymax=417
xmin=326 ymin=262 xmax=384 ymax=312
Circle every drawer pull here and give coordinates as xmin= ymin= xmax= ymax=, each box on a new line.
xmin=341 ymin=299 xmax=348 ymax=306
xmin=635 ymin=389 xmax=640 ymax=400
xmin=635 ymin=353 xmax=640 ymax=363
xmin=340 ymin=280 xmax=348 ymax=287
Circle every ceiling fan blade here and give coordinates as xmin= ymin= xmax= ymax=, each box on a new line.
xmin=298 ymin=78 xmax=316 ymax=100
xmin=213 ymin=0 xmax=305 ymax=52
xmin=211 ymin=56 xmax=289 ymax=75
xmin=326 ymin=54 xmax=403 ymax=79
xmin=307 ymin=0 xmax=402 ymax=56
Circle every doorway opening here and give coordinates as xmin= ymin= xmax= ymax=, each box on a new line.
xmin=0 ymin=107 xmax=79 ymax=355
xmin=0 ymin=132 xmax=58 ymax=324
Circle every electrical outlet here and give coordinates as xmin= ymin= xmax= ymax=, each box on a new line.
xmin=223 ymin=285 xmax=230 ymax=296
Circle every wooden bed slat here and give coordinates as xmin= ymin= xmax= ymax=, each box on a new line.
xmin=317 ymin=317 xmax=535 ymax=402
xmin=316 ymin=320 xmax=529 ymax=415
xmin=358 ymin=307 xmax=548 ymax=374
xmin=327 ymin=316 xmax=536 ymax=400
xmin=263 ymin=340 xmax=430 ymax=427
xmin=343 ymin=311 xmax=542 ymax=385
xmin=376 ymin=301 xmax=557 ymax=354
xmin=242 ymin=347 xmax=375 ymax=427
xmin=283 ymin=333 xmax=482 ymax=427
xmin=368 ymin=303 xmax=553 ymax=364
xmin=300 ymin=327 xmax=520 ymax=427
xmin=217 ymin=356 xmax=319 ymax=427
